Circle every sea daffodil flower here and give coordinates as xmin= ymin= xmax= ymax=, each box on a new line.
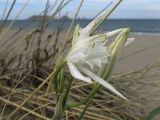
xmin=65 ymin=1 xmax=134 ymax=100
xmin=65 ymin=26 xmax=134 ymax=100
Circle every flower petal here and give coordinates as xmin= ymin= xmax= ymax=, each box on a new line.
xmin=86 ymin=59 xmax=102 ymax=68
xmin=79 ymin=66 xmax=128 ymax=100
xmin=124 ymin=38 xmax=135 ymax=46
xmin=68 ymin=34 xmax=108 ymax=61
xmin=80 ymin=1 xmax=113 ymax=37
xmin=105 ymin=29 xmax=122 ymax=37
xmin=67 ymin=62 xmax=92 ymax=83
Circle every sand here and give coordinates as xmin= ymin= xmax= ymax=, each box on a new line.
xmin=116 ymin=33 xmax=160 ymax=73
xmin=115 ymin=33 xmax=160 ymax=118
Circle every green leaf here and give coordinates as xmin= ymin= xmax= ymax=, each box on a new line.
xmin=57 ymin=68 xmax=64 ymax=93
xmin=54 ymin=56 xmax=65 ymax=94
xmin=72 ymin=24 xmax=80 ymax=46
xmin=141 ymin=107 xmax=160 ymax=120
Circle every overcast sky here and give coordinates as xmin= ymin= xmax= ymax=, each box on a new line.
xmin=0 ymin=0 xmax=160 ymax=19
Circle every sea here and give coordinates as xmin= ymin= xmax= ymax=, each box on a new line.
xmin=1 ymin=19 xmax=160 ymax=34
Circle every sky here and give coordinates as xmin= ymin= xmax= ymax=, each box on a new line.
xmin=0 ymin=0 xmax=160 ymax=19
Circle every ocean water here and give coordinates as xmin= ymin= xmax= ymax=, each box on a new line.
xmin=1 ymin=19 xmax=160 ymax=33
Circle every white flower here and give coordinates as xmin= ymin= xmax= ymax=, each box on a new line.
xmin=65 ymin=0 xmax=134 ymax=100
xmin=65 ymin=28 xmax=134 ymax=100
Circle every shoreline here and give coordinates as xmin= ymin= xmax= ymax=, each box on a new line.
xmin=131 ymin=32 xmax=160 ymax=36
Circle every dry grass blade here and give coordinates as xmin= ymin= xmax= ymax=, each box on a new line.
xmin=60 ymin=0 xmax=84 ymax=52
xmin=6 ymin=70 xmax=55 ymax=120
xmin=45 ymin=0 xmax=84 ymax=94
xmin=0 ymin=0 xmax=30 ymax=41
xmin=0 ymin=98 xmax=51 ymax=120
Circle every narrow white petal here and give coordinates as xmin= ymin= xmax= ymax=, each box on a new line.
xmin=68 ymin=51 xmax=87 ymax=62
xmin=105 ymin=29 xmax=122 ymax=37
xmin=67 ymin=62 xmax=92 ymax=83
xmin=86 ymin=41 xmax=108 ymax=60
xmin=124 ymin=38 xmax=135 ymax=46
xmin=68 ymin=35 xmax=108 ymax=61
xmin=81 ymin=1 xmax=113 ymax=36
xmin=79 ymin=67 xmax=128 ymax=100
xmin=86 ymin=59 xmax=102 ymax=68
xmin=85 ymin=61 xmax=94 ymax=69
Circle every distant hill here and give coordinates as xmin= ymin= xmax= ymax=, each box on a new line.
xmin=60 ymin=15 xmax=71 ymax=20
xmin=27 ymin=15 xmax=52 ymax=21
xmin=27 ymin=15 xmax=72 ymax=21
